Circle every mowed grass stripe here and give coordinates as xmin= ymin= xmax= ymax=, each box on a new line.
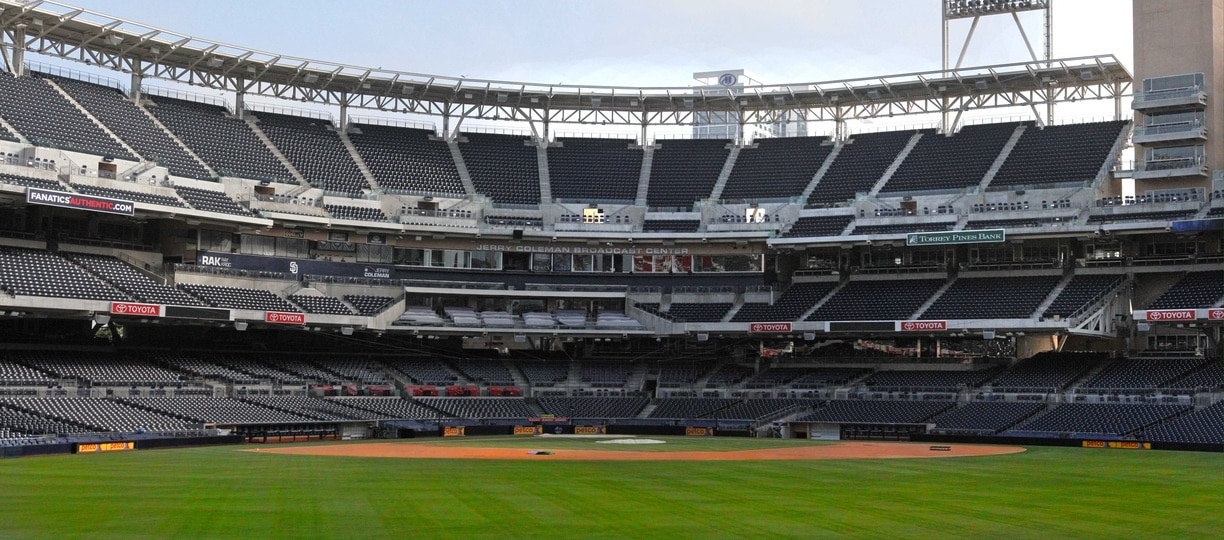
xmin=1 ymin=442 xmax=1221 ymax=538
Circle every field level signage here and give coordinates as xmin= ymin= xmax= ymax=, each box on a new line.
xmin=110 ymin=302 xmax=161 ymax=317
xmin=77 ymin=441 xmax=134 ymax=453
xmin=898 ymin=320 xmax=948 ymax=332
xmin=1144 ymin=309 xmax=1196 ymax=322
xmin=906 ymin=229 xmax=1004 ymax=247
xmin=749 ymin=322 xmax=792 ymax=333
xmin=26 ymin=187 xmax=135 ymax=216
xmin=265 ymin=311 xmax=306 ymax=325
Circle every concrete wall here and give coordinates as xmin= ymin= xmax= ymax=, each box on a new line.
xmin=1133 ymin=0 xmax=1223 ymax=192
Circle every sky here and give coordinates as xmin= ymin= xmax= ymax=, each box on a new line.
xmin=20 ymin=0 xmax=1135 ymax=135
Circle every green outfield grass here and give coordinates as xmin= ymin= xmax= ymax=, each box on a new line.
xmin=1 ymin=438 xmax=1221 ymax=539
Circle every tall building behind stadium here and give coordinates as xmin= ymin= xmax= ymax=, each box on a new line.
xmin=0 ymin=0 xmax=1220 ymax=453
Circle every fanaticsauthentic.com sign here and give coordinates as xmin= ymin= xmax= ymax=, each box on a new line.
xmin=906 ymin=229 xmax=1004 ymax=247
xmin=26 ymin=187 xmax=135 ymax=216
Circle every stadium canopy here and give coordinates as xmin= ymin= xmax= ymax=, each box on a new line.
xmin=0 ymin=0 xmax=1131 ymax=128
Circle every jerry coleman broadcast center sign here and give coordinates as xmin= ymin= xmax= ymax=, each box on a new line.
xmin=906 ymin=229 xmax=1004 ymax=247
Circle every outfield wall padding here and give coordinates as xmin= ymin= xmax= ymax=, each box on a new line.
xmin=913 ymin=433 xmax=1223 ymax=453
xmin=1 ymin=443 xmax=72 ymax=458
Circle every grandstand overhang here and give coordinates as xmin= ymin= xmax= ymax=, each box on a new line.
xmin=0 ymin=0 xmax=1132 ymax=126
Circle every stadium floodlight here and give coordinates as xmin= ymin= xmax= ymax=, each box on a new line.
xmin=340 ymin=326 xmax=354 ymax=336
xmin=303 ymin=73 xmax=319 ymax=83
xmin=497 ymin=93 xmax=508 ymax=103
xmin=234 ymin=321 xmax=248 ymax=331
xmin=974 ymin=80 xmax=989 ymax=90
xmin=106 ymin=34 xmax=122 ymax=45
xmin=867 ymin=89 xmax=881 ymax=100
xmin=93 ymin=313 xmax=110 ymax=325
xmin=589 ymin=97 xmax=601 ymax=107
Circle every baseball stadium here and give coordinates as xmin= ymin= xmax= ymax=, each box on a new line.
xmin=0 ymin=0 xmax=1221 ymax=536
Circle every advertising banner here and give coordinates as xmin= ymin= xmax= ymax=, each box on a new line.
xmin=749 ymin=322 xmax=792 ymax=334
xmin=27 ymin=187 xmax=135 ymax=216
xmin=110 ymin=302 xmax=161 ymax=317
xmin=265 ymin=311 xmax=306 ymax=325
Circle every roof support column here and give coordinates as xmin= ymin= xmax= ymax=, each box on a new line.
xmin=129 ymin=60 xmax=143 ymax=100
xmin=442 ymin=109 xmax=451 ymax=140
xmin=234 ymin=90 xmax=245 ymax=118
xmin=339 ymin=92 xmax=348 ymax=129
xmin=9 ymin=24 xmax=26 ymax=77
xmin=833 ymin=107 xmax=846 ymax=143
xmin=1044 ymin=0 xmax=1054 ymax=125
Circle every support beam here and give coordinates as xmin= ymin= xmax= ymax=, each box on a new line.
xmin=10 ymin=23 xmax=24 ymax=76
xmin=129 ymin=59 xmax=142 ymax=100
xmin=234 ymin=88 xmax=245 ymax=119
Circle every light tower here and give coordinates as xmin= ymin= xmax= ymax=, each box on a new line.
xmin=941 ymin=0 xmax=1054 ymax=128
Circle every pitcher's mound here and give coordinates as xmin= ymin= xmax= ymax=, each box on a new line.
xmin=597 ymin=438 xmax=666 ymax=445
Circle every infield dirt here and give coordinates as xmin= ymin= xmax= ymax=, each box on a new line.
xmin=255 ymin=440 xmax=1025 ymax=461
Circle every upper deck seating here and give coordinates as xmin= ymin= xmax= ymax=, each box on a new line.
xmin=645 ymin=139 xmax=730 ymax=209
xmin=252 ymin=111 xmax=369 ymax=194
xmin=807 ymin=130 xmax=920 ymax=206
xmin=879 ymin=123 xmax=1024 ymax=194
xmin=46 ymin=74 xmax=211 ymax=179
xmin=721 ymin=136 xmax=833 ymax=200
xmin=145 ymin=95 xmax=295 ymax=183
xmin=459 ymin=133 xmax=541 ymax=206
xmin=0 ymin=72 xmax=136 ymax=161
xmin=989 ymin=120 xmax=1128 ymax=189
xmin=348 ymin=124 xmax=464 ymax=196
xmin=548 ymin=137 xmax=642 ymax=202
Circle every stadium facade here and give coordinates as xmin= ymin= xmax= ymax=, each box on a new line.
xmin=0 ymin=0 xmax=1219 ymax=456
